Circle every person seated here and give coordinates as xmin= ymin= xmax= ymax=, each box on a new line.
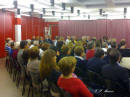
xmin=39 ymin=43 xmax=50 ymax=57
xmin=40 ymin=49 xmax=60 ymax=84
xmin=118 ymin=39 xmax=126 ymax=49
xmin=17 ymin=40 xmax=28 ymax=77
xmin=12 ymin=42 xmax=19 ymax=60
xmin=74 ymin=46 xmax=87 ymax=79
xmin=95 ymin=40 xmax=101 ymax=48
xmin=17 ymin=40 xmax=28 ymax=66
xmin=65 ymin=36 xmax=71 ymax=45
xmin=27 ymin=46 xmax=40 ymax=87
xmin=86 ymin=41 xmax=95 ymax=60
xmin=58 ymin=56 xmax=93 ymax=97
xmin=57 ymin=45 xmax=71 ymax=62
xmin=5 ymin=41 xmax=14 ymax=56
xmin=102 ymin=48 xmax=130 ymax=95
xmin=56 ymin=40 xmax=64 ymax=53
xmin=30 ymin=40 xmax=39 ymax=48
xmin=111 ymin=41 xmax=117 ymax=48
xmin=102 ymin=42 xmax=108 ymax=55
xmin=22 ymin=48 xmax=30 ymax=66
xmin=103 ymin=48 xmax=112 ymax=64
xmin=44 ymin=35 xmax=53 ymax=44
xmin=87 ymin=48 xmax=106 ymax=74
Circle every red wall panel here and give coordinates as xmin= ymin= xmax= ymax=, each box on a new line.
xmin=21 ymin=16 xmax=44 ymax=40
xmin=59 ymin=20 xmax=130 ymax=48
xmin=59 ymin=20 xmax=97 ymax=38
xmin=0 ymin=10 xmax=15 ymax=58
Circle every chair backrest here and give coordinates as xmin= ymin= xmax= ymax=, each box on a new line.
xmin=41 ymin=79 xmax=72 ymax=97
xmin=104 ymin=79 xmax=129 ymax=95
xmin=87 ymin=70 xmax=105 ymax=88
xmin=49 ymin=82 xmax=72 ymax=97
xmin=119 ymin=49 xmax=130 ymax=57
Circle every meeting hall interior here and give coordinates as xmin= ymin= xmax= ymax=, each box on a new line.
xmin=1 ymin=0 xmax=130 ymax=97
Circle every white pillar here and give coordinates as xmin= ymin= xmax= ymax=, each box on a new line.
xmin=15 ymin=14 xmax=21 ymax=42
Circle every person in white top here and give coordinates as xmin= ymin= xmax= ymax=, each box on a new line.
xmin=65 ymin=36 xmax=71 ymax=45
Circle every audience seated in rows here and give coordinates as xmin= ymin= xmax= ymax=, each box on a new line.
xmin=5 ymin=35 xmax=130 ymax=97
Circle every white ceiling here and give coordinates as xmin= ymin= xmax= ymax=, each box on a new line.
xmin=1 ymin=0 xmax=130 ymax=20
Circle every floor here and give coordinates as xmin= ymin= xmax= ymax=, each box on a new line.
xmin=0 ymin=58 xmax=26 ymax=97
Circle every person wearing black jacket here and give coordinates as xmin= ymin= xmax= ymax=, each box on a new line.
xmin=87 ymin=48 xmax=106 ymax=74
xmin=102 ymin=48 xmax=130 ymax=96
xmin=74 ymin=46 xmax=87 ymax=79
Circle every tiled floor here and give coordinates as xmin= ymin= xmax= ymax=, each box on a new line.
xmin=0 ymin=58 xmax=26 ymax=97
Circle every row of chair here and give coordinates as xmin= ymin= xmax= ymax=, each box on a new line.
xmin=5 ymin=53 xmax=72 ymax=97
xmin=76 ymin=67 xmax=130 ymax=97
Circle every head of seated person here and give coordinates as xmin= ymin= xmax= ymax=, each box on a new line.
xmin=10 ymin=42 xmax=15 ymax=49
xmin=41 ymin=43 xmax=50 ymax=51
xmin=109 ymin=48 xmax=122 ymax=64
xmin=87 ymin=41 xmax=95 ymax=50
xmin=102 ymin=42 xmax=108 ymax=48
xmin=111 ymin=41 xmax=117 ymax=48
xmin=94 ymin=48 xmax=104 ymax=59
xmin=40 ymin=49 xmax=57 ymax=80
xmin=33 ymin=40 xmax=39 ymax=47
xmin=102 ymin=42 xmax=108 ymax=54
xmin=95 ymin=40 xmax=101 ymax=48
xmin=22 ymin=48 xmax=30 ymax=65
xmin=20 ymin=40 xmax=28 ymax=49
xmin=61 ymin=45 xmax=71 ymax=56
xmin=56 ymin=40 xmax=64 ymax=51
xmin=74 ymin=46 xmax=84 ymax=57
xmin=27 ymin=46 xmax=40 ymax=75
xmin=29 ymin=46 xmax=39 ymax=60
xmin=119 ymin=39 xmax=126 ymax=49
xmin=58 ymin=56 xmax=77 ymax=78
xmin=49 ymin=45 xmax=60 ymax=56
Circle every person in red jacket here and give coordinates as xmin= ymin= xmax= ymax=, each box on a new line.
xmin=58 ymin=56 xmax=93 ymax=97
xmin=86 ymin=41 xmax=95 ymax=60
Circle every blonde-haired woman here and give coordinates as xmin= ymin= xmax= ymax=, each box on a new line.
xmin=40 ymin=49 xmax=60 ymax=84
xmin=58 ymin=56 xmax=93 ymax=97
